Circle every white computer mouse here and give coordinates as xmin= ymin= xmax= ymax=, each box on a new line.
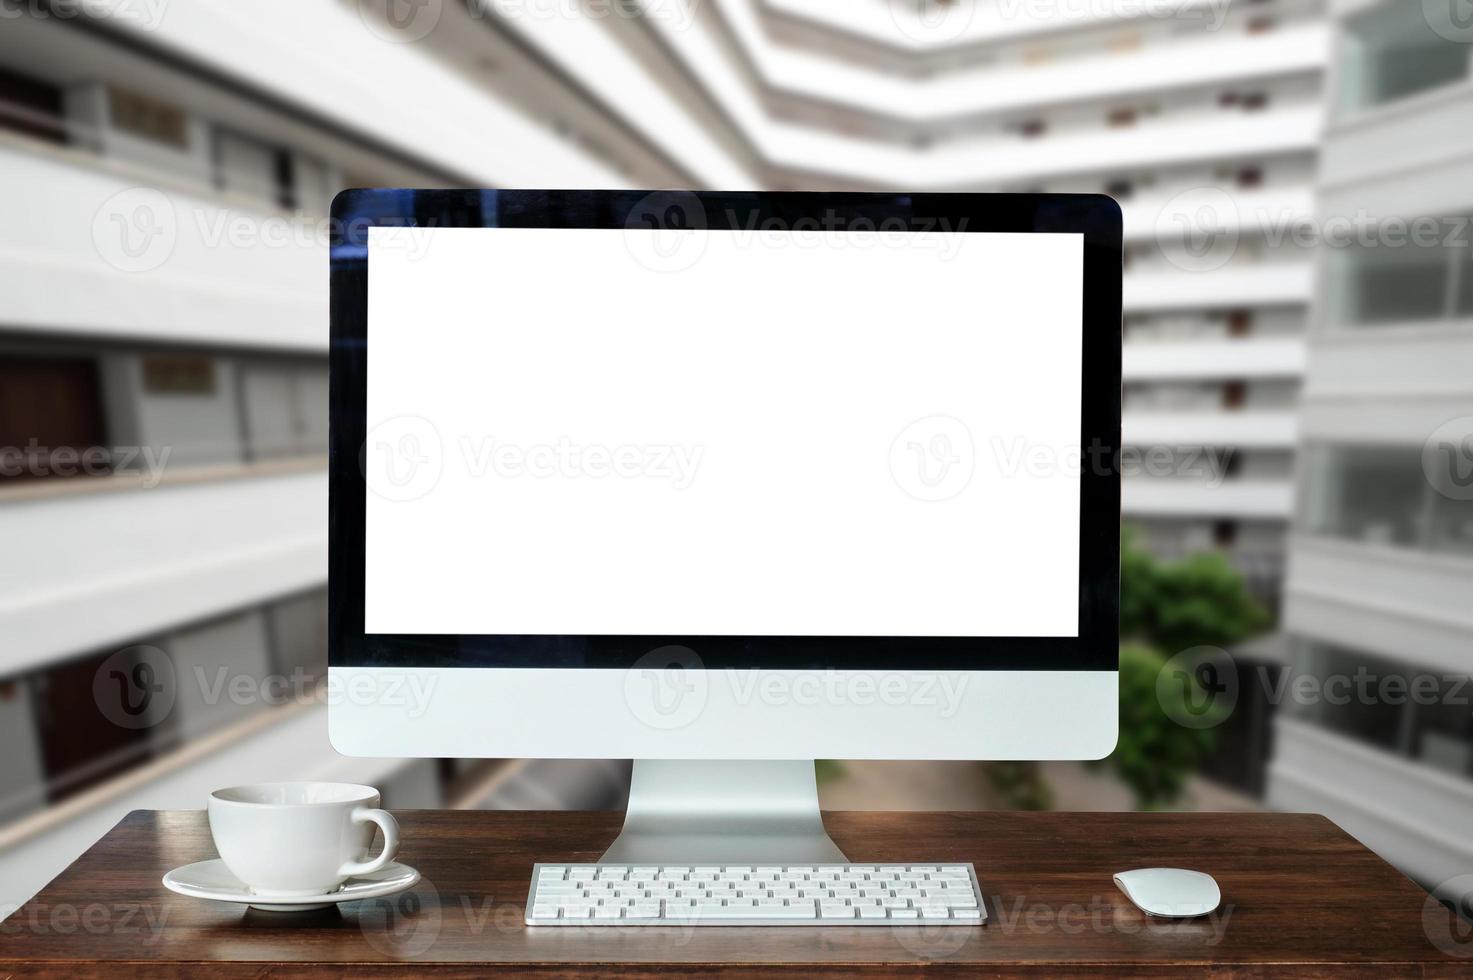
xmin=1113 ymin=868 xmax=1221 ymax=918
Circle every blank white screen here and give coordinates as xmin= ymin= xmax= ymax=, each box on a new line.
xmin=365 ymin=226 xmax=1082 ymax=637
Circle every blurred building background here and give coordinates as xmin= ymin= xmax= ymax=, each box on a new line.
xmin=1263 ymin=0 xmax=1473 ymax=889
xmin=0 ymin=0 xmax=1468 ymax=914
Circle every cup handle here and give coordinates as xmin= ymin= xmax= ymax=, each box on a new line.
xmin=338 ymin=807 xmax=400 ymax=877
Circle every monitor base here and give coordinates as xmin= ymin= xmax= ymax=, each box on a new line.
xmin=599 ymin=760 xmax=849 ymax=865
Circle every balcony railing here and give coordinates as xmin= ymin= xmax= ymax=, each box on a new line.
xmin=1123 ymin=477 xmax=1295 ymax=518
xmin=1124 ymin=337 xmax=1306 ymax=380
xmin=503 ymin=0 xmax=1324 ymax=188
xmin=764 ymin=0 xmax=1265 ymax=52
xmin=1125 ymin=263 xmax=1315 ymax=312
xmin=0 ymin=134 xmax=325 ymax=352
xmin=1284 ymin=535 xmax=1473 ymax=675
xmin=1123 ymin=410 xmax=1298 ymax=448
xmin=0 ymin=463 xmax=326 ymax=678
xmin=1323 ymin=80 xmax=1473 ymax=197
xmin=87 ymin=0 xmax=623 ymax=188
xmin=720 ymin=2 xmax=1327 ymax=125
xmin=1121 ymin=186 xmax=1315 ymax=242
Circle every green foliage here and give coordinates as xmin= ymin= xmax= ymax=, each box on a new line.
xmin=1097 ymin=528 xmax=1270 ymax=809
xmin=985 ymin=761 xmax=1055 ymax=811
xmin=1104 ymin=644 xmax=1224 ymax=809
xmin=1119 ymin=528 xmax=1270 ymax=652
xmin=813 ymin=759 xmax=846 ymax=784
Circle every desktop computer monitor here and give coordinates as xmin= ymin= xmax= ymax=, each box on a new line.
xmin=329 ymin=190 xmax=1120 ymax=863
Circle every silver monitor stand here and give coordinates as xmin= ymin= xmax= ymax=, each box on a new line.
xmin=599 ymin=760 xmax=849 ymax=865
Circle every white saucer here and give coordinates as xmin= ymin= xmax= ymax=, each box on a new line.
xmin=163 ymin=859 xmax=420 ymax=911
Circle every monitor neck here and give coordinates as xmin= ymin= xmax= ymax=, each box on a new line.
xmin=599 ymin=760 xmax=848 ymax=866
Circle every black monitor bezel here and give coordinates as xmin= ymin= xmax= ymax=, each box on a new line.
xmin=330 ymin=189 xmax=1120 ymax=671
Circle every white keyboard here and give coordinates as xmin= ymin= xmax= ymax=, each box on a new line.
xmin=524 ymin=863 xmax=986 ymax=926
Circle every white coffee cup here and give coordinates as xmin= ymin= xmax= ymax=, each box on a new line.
xmin=207 ymin=782 xmax=400 ymax=897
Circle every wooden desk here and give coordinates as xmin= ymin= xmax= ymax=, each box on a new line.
xmin=1 ymin=809 xmax=1466 ymax=977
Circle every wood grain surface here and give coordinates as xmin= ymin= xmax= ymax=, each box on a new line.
xmin=0 ymin=809 xmax=1467 ymax=977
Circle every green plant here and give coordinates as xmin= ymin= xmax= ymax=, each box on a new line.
xmin=1096 ymin=528 xmax=1269 ymax=809
xmin=985 ymin=761 xmax=1055 ymax=811
xmin=1098 ymin=644 xmax=1224 ymax=809
xmin=814 ymin=759 xmax=846 ymax=784
xmin=1120 ymin=527 xmax=1270 ymax=652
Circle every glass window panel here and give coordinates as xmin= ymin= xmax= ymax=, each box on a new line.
xmin=1458 ymin=237 xmax=1473 ymax=317
xmin=1304 ymin=445 xmax=1430 ymax=547
xmin=1288 ymin=641 xmax=1407 ymax=754
xmin=1342 ymin=4 xmax=1471 ymax=111
xmin=1427 ymin=433 xmax=1473 ymax=554
xmin=1337 ymin=242 xmax=1451 ymax=326
xmin=1412 ymin=689 xmax=1473 ymax=777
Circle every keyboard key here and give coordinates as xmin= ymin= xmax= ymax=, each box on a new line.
xmin=749 ymin=901 xmax=816 ymax=918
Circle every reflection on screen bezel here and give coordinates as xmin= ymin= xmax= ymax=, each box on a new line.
xmin=330 ymin=190 xmax=1120 ymax=671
